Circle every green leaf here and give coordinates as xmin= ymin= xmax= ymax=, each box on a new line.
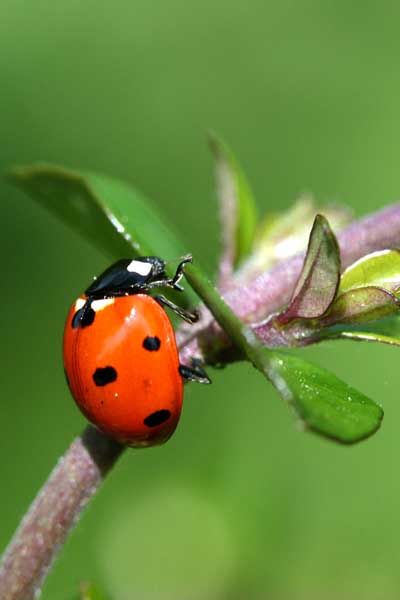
xmin=340 ymin=249 xmax=400 ymax=294
xmin=8 ymin=164 xmax=197 ymax=306
xmin=79 ymin=581 xmax=109 ymax=600
xmin=209 ymin=133 xmax=257 ymax=271
xmin=279 ymin=214 xmax=341 ymax=322
xmin=325 ymin=286 xmax=400 ymax=324
xmin=9 ymin=164 xmax=186 ymax=259
xmin=321 ymin=249 xmax=400 ymax=329
xmin=184 ymin=264 xmax=383 ymax=444
xmin=269 ymin=352 xmax=383 ymax=444
xmin=321 ymin=314 xmax=400 ymax=347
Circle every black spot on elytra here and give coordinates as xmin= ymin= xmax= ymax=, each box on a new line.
xmin=72 ymin=306 xmax=95 ymax=328
xmin=144 ymin=409 xmax=171 ymax=428
xmin=93 ymin=366 xmax=117 ymax=386
xmin=142 ymin=336 xmax=161 ymax=351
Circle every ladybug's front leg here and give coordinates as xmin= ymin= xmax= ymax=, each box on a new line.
xmin=145 ymin=255 xmax=193 ymax=292
xmin=170 ymin=254 xmax=193 ymax=291
xmin=154 ymin=294 xmax=198 ymax=324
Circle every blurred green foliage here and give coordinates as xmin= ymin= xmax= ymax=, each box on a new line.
xmin=79 ymin=581 xmax=110 ymax=600
xmin=2 ymin=1 xmax=400 ymax=598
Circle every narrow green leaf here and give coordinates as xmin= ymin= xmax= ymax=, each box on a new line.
xmin=269 ymin=352 xmax=383 ymax=444
xmin=9 ymin=164 xmax=186 ymax=260
xmin=340 ymin=249 xmax=400 ymax=294
xmin=209 ymin=133 xmax=257 ymax=271
xmin=8 ymin=164 xmax=197 ymax=306
xmin=184 ymin=264 xmax=383 ymax=444
xmin=279 ymin=214 xmax=341 ymax=322
xmin=327 ymin=330 xmax=400 ymax=346
xmin=321 ymin=314 xmax=400 ymax=347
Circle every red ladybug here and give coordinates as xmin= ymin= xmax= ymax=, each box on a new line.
xmin=63 ymin=256 xmax=210 ymax=447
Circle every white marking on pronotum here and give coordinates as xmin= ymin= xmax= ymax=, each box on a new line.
xmin=91 ymin=298 xmax=115 ymax=312
xmin=127 ymin=259 xmax=152 ymax=276
xmin=74 ymin=298 xmax=86 ymax=311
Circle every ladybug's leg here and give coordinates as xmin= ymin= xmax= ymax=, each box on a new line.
xmin=146 ymin=255 xmax=193 ymax=293
xmin=170 ymin=255 xmax=193 ymax=291
xmin=154 ymin=294 xmax=198 ymax=324
xmin=179 ymin=359 xmax=211 ymax=384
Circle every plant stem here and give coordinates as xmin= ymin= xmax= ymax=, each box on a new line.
xmin=0 ymin=427 xmax=123 ymax=600
xmin=184 ymin=265 xmax=277 ymax=381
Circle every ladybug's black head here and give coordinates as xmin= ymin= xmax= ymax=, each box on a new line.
xmin=85 ymin=256 xmax=167 ymax=298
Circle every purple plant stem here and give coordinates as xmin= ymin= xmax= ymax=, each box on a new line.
xmin=1 ymin=203 xmax=400 ymax=599
xmin=0 ymin=427 xmax=123 ymax=600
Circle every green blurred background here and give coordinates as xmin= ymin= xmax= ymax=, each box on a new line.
xmin=1 ymin=1 xmax=400 ymax=598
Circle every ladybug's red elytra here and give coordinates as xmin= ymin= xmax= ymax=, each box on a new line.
xmin=63 ymin=255 xmax=210 ymax=447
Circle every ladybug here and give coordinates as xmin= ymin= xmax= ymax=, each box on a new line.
xmin=63 ymin=255 xmax=210 ymax=447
